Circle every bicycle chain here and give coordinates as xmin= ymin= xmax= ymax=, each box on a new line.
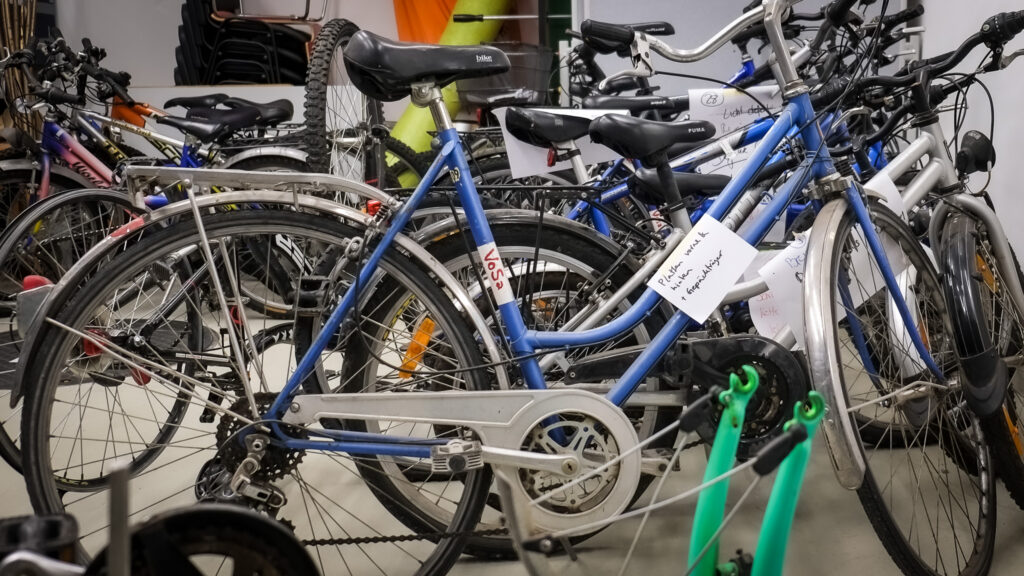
xmin=300 ymin=526 xmax=508 ymax=547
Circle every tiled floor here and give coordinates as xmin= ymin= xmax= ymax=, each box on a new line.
xmin=3 ymin=435 xmax=1023 ymax=575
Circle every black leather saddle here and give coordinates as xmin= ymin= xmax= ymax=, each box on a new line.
xmin=589 ymin=114 xmax=716 ymax=166
xmin=183 ymin=106 xmax=260 ymax=131
xmin=505 ymin=107 xmax=591 ymax=148
xmin=221 ymin=97 xmax=293 ymax=125
xmin=630 ymin=169 xmax=730 ymax=204
xmin=156 ymin=115 xmax=229 ymax=143
xmin=581 ymin=21 xmax=675 ymax=56
xmin=164 ymin=94 xmax=293 ymax=126
xmin=343 ymin=30 xmax=510 ymax=102
xmin=164 ymin=94 xmax=229 ymax=109
xmin=582 ymin=94 xmax=689 ymax=116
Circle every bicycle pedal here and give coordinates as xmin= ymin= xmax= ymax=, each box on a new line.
xmin=641 ymin=448 xmax=683 ymax=476
xmin=431 ymin=440 xmax=483 ymax=473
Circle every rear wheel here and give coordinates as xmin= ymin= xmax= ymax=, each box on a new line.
xmin=20 ymin=210 xmax=490 ymax=575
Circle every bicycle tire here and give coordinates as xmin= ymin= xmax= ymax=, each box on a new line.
xmin=0 ymin=188 xmax=138 ymax=474
xmin=20 ymin=210 xmax=490 ymax=575
xmin=821 ymin=200 xmax=995 ymax=576
xmin=941 ymin=212 xmax=1024 ymax=511
xmin=302 ymin=18 xmax=384 ymax=178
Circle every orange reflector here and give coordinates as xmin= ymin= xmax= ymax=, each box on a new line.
xmin=977 ymin=254 xmax=997 ymax=292
xmin=399 ymin=317 xmax=435 ymax=378
xmin=1006 ymin=406 xmax=1024 ymax=457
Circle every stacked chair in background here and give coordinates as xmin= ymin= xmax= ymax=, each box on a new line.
xmin=174 ymin=0 xmax=311 ymax=85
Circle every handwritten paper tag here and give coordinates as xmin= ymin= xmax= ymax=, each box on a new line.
xmin=687 ymin=86 xmax=783 ymax=177
xmin=648 ymin=217 xmax=758 ymax=323
xmin=864 ymin=173 xmax=904 ymax=218
xmin=492 ymin=108 xmax=629 ymax=179
xmin=754 ymin=233 xmax=810 ymax=347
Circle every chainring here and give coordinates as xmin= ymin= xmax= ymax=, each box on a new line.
xmin=688 ymin=334 xmax=810 ymax=460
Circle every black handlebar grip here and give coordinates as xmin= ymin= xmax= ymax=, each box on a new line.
xmin=580 ymin=20 xmax=636 ymax=46
xmin=826 ymin=0 xmax=860 ymax=27
xmin=881 ymin=4 xmax=924 ymax=29
xmin=35 ymin=86 xmax=83 ymax=106
xmin=810 ymin=76 xmax=849 ymax=108
xmin=980 ymin=11 xmax=1024 ymax=46
xmin=452 ymin=14 xmax=483 ymax=22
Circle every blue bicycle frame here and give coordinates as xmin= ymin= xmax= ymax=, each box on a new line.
xmin=263 ymin=91 xmax=944 ymax=458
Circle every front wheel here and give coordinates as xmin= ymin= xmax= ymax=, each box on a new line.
xmin=941 ymin=212 xmax=1024 ymax=511
xmin=818 ymin=200 xmax=995 ymax=576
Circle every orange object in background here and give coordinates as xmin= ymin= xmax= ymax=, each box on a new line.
xmin=111 ymin=96 xmax=163 ymax=127
xmin=393 ymin=0 xmax=458 ymax=43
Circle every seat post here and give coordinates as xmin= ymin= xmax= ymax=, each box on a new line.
xmin=410 ymin=82 xmax=454 ymax=132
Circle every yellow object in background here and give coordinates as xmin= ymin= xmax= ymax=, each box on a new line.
xmin=389 ymin=0 xmax=511 ymax=155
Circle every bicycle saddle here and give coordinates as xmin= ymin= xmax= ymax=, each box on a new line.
xmin=185 ymin=106 xmax=260 ymax=130
xmin=164 ymin=93 xmax=229 ymax=109
xmin=582 ymin=94 xmax=689 ymax=116
xmin=581 ymin=21 xmax=676 ymax=56
xmin=222 ymin=97 xmax=294 ymax=125
xmin=589 ymin=114 xmax=716 ymax=166
xmin=505 ymin=107 xmax=591 ymax=148
xmin=629 ymin=169 xmax=730 ymax=204
xmin=343 ymin=30 xmax=510 ymax=101
xmin=156 ymin=115 xmax=229 ymax=143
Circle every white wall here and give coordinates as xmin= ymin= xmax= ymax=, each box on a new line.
xmin=919 ymin=0 xmax=1024 ymax=253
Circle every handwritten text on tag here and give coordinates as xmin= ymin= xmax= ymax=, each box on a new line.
xmin=687 ymin=87 xmax=783 ymax=177
xmin=648 ymin=217 xmax=758 ymax=323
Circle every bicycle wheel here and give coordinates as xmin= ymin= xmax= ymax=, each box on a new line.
xmin=942 ymin=212 xmax=1024 ymax=510
xmin=19 ymin=210 xmax=490 ymax=575
xmin=0 ymin=188 xmax=138 ymax=473
xmin=0 ymin=169 xmax=90 ymax=229
xmin=302 ymin=18 xmax=383 ymax=179
xmin=85 ymin=504 xmax=320 ymax=576
xmin=820 ymin=200 xmax=995 ymax=576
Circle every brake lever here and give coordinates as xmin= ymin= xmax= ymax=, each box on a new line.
xmin=597 ymin=33 xmax=654 ymax=92
xmin=1000 ymin=47 xmax=1024 ymax=68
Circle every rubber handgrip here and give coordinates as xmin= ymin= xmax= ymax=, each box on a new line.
xmin=581 ymin=19 xmax=635 ymax=45
xmin=36 ymin=87 xmax=83 ymax=106
xmin=826 ymin=0 xmax=859 ymax=27
xmin=452 ymin=14 xmax=483 ymax=22
xmin=881 ymin=4 xmax=924 ymax=29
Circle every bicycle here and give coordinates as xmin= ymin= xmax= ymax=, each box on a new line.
xmin=13 ymin=2 xmax=1022 ymax=575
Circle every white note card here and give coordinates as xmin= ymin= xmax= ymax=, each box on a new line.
xmin=648 ymin=217 xmax=758 ymax=323
xmin=755 ymin=232 xmax=810 ymax=347
xmin=686 ymin=86 xmax=783 ymax=177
